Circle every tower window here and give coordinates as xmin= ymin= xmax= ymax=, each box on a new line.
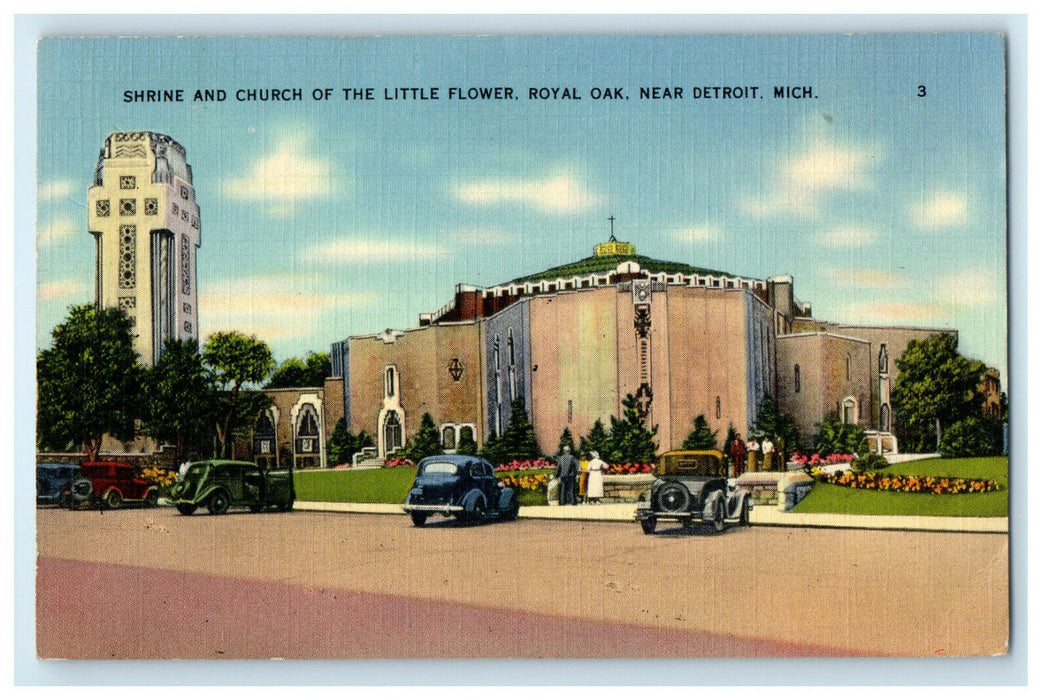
xmin=119 ymin=198 xmax=136 ymax=216
xmin=120 ymin=175 xmax=136 ymax=190
xmin=385 ymin=367 xmax=396 ymax=397
xmin=879 ymin=344 xmax=889 ymax=374
xmin=144 ymin=198 xmax=158 ymax=216
xmin=95 ymin=200 xmax=110 ymax=217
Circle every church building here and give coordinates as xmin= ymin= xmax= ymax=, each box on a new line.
xmin=322 ymin=233 xmax=954 ymax=461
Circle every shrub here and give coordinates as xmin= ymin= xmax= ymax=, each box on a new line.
xmin=939 ymin=416 xmax=1003 ymax=458
xmin=851 ymin=453 xmax=889 ymax=472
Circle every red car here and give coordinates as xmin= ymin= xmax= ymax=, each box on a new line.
xmin=79 ymin=461 xmax=159 ymax=509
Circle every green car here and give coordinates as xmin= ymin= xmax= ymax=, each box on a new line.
xmin=170 ymin=460 xmax=295 ymax=515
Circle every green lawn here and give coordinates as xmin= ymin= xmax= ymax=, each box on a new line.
xmin=294 ymin=466 xmax=416 ymax=503
xmin=792 ymin=456 xmax=1009 ymax=517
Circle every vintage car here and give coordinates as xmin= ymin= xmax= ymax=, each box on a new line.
xmin=169 ymin=459 xmax=295 ymax=515
xmin=78 ymin=461 xmax=160 ymax=509
xmin=403 ymin=455 xmax=519 ymax=526
xmin=635 ymin=450 xmax=752 ymax=534
xmin=36 ymin=462 xmax=91 ymax=507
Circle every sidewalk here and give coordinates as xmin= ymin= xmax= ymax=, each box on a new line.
xmin=294 ymin=501 xmax=1008 ymax=533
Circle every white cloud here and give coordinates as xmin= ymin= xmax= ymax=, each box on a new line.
xmin=933 ymin=268 xmax=1003 ymax=308
xmin=302 ymin=237 xmax=450 ymax=263
xmin=222 ymin=135 xmax=337 ymax=212
xmin=38 ymin=216 xmax=79 ymax=246
xmin=821 ymin=226 xmax=877 ymax=248
xmin=198 ymin=274 xmax=378 ymax=343
xmin=828 ymin=267 xmax=907 ymax=290
xmin=742 ymin=141 xmax=880 ymax=219
xmin=39 ymin=179 xmax=76 ymax=202
xmin=910 ymin=190 xmax=968 ymax=230
xmin=839 ymin=300 xmax=946 ymax=324
xmin=455 ymin=173 xmax=603 ymax=214
xmin=453 ymin=228 xmax=510 ymax=245
xmin=670 ymin=225 xmax=720 ymax=244
xmin=38 ymin=278 xmax=90 ymax=302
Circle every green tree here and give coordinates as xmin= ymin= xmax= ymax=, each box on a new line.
xmin=579 ymin=418 xmax=610 ymax=459
xmin=37 ymin=304 xmax=144 ymax=460
xmin=407 ymin=413 xmax=442 ymax=462
xmin=751 ymin=396 xmax=799 ymax=454
xmin=142 ymin=338 xmax=218 ymax=464
xmin=813 ymin=413 xmax=869 ymax=456
xmin=480 ymin=398 xmax=542 ymax=465
xmin=203 ymin=331 xmax=275 ymax=458
xmin=721 ymin=423 xmax=739 ymax=456
xmin=267 ymin=351 xmax=331 ymax=389
xmin=608 ymin=393 xmax=659 ymax=463
xmin=681 ymin=414 xmax=718 ymax=450
xmin=456 ymin=429 xmax=478 ymax=456
xmin=893 ymin=333 xmax=986 ymax=451
xmin=558 ymin=427 xmax=577 ymax=455
xmin=327 ymin=417 xmax=355 ymax=465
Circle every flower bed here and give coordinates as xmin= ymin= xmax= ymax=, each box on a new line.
xmin=604 ymin=462 xmax=655 ymax=475
xmin=494 ymin=458 xmax=553 ymax=472
xmin=790 ymin=452 xmax=854 ymax=468
xmin=812 ymin=468 xmax=1000 ymax=494
xmin=497 ymin=471 xmax=551 ymax=492
xmin=383 ymin=456 xmax=414 ymax=468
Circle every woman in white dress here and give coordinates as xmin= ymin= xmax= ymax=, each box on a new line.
xmin=586 ymin=451 xmax=607 ymax=503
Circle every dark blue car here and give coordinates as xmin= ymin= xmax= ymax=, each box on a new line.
xmin=36 ymin=463 xmax=92 ymax=507
xmin=403 ymin=455 xmax=519 ymax=527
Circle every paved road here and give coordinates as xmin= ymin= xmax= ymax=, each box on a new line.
xmin=36 ymin=507 xmax=1009 ymax=659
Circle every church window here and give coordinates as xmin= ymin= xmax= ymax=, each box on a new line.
xmin=385 ymin=367 xmax=397 ymax=397
xmin=254 ymin=413 xmax=276 ymax=455
xmin=119 ymin=198 xmax=136 ymax=216
xmin=716 ymin=397 xmax=722 ymax=420
xmin=879 ymin=344 xmax=889 ymax=374
xmin=794 ymin=364 xmax=801 ymax=393
xmin=144 ymin=198 xmax=158 ymax=216
xmin=180 ymin=184 xmax=190 ymax=200
xmin=120 ymin=175 xmax=136 ymax=190
xmin=95 ymin=199 xmax=110 ymax=217
xmin=842 ymin=397 xmax=857 ymax=424
xmin=442 ymin=426 xmax=456 ymax=449
xmin=880 ymin=403 xmax=891 ymax=431
xmin=507 ymin=328 xmax=515 ymax=366
xmin=846 ymin=355 xmax=852 ymax=381
xmin=118 ymin=225 xmax=136 ymax=289
xmin=296 ymin=406 xmax=320 ymax=454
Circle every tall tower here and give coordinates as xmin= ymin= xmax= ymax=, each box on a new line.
xmin=87 ymin=132 xmax=201 ymax=366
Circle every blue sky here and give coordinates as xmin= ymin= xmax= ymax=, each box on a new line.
xmin=36 ymin=34 xmax=1008 ymax=386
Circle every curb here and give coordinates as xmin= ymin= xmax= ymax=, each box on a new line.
xmin=292 ymin=501 xmax=1008 ymax=534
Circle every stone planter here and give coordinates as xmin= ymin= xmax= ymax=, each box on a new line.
xmin=734 ymin=471 xmax=781 ymax=506
xmin=602 ymin=473 xmax=656 ymax=502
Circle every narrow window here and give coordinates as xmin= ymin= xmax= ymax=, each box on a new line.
xmin=879 ymin=344 xmax=889 ymax=374
xmin=716 ymin=397 xmax=721 ymax=420
xmin=794 ymin=364 xmax=801 ymax=393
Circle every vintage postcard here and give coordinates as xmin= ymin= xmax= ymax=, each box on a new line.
xmin=32 ymin=32 xmax=1010 ymax=665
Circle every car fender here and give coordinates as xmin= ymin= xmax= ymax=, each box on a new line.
xmin=497 ymin=487 xmax=516 ymax=511
xmin=461 ymin=489 xmax=487 ymax=513
xmin=194 ymin=484 xmax=227 ymax=505
xmin=702 ymin=490 xmax=726 ymax=519
xmin=725 ymin=490 xmax=749 ymax=519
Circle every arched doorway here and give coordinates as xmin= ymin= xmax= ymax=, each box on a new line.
xmin=295 ymin=405 xmax=320 ymax=470
xmin=253 ymin=412 xmax=276 ymax=470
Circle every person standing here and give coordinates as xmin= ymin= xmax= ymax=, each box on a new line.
xmin=746 ymin=437 xmax=759 ymax=472
xmin=762 ymin=436 xmax=775 ymax=471
xmin=556 ymin=446 xmax=580 ymax=506
xmin=729 ymin=436 xmax=746 ymax=477
xmin=585 ymin=451 xmax=607 ymax=504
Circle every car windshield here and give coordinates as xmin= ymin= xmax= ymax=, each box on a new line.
xmin=420 ymin=462 xmax=460 ymax=475
xmin=183 ymin=464 xmax=208 ymax=481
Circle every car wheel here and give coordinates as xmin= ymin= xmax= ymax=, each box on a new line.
xmin=249 ymin=503 xmax=265 ymax=513
xmin=144 ymin=489 xmax=159 ymax=507
xmin=505 ymin=494 xmax=520 ymax=521
xmin=655 ymin=481 xmax=690 ymax=513
xmin=104 ymin=490 xmax=123 ymax=509
xmin=176 ymin=503 xmax=197 ymax=516
xmin=58 ymin=492 xmax=71 ymax=509
xmin=467 ymin=499 xmax=484 ymax=524
xmin=640 ymin=517 xmax=657 ymax=534
xmin=738 ymin=496 xmax=751 ymax=527
xmin=410 ymin=511 xmax=428 ymax=527
xmin=70 ymin=478 xmax=93 ymax=504
xmin=207 ymin=491 xmax=230 ymax=515
xmin=277 ymin=500 xmax=293 ymax=512
xmin=711 ymin=499 xmax=726 ymax=533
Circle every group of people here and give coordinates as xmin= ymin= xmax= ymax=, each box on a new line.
xmin=553 ymin=433 xmax=783 ymax=506
xmin=728 ymin=434 xmax=781 ymax=475
xmin=553 ymin=446 xmax=607 ymax=506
